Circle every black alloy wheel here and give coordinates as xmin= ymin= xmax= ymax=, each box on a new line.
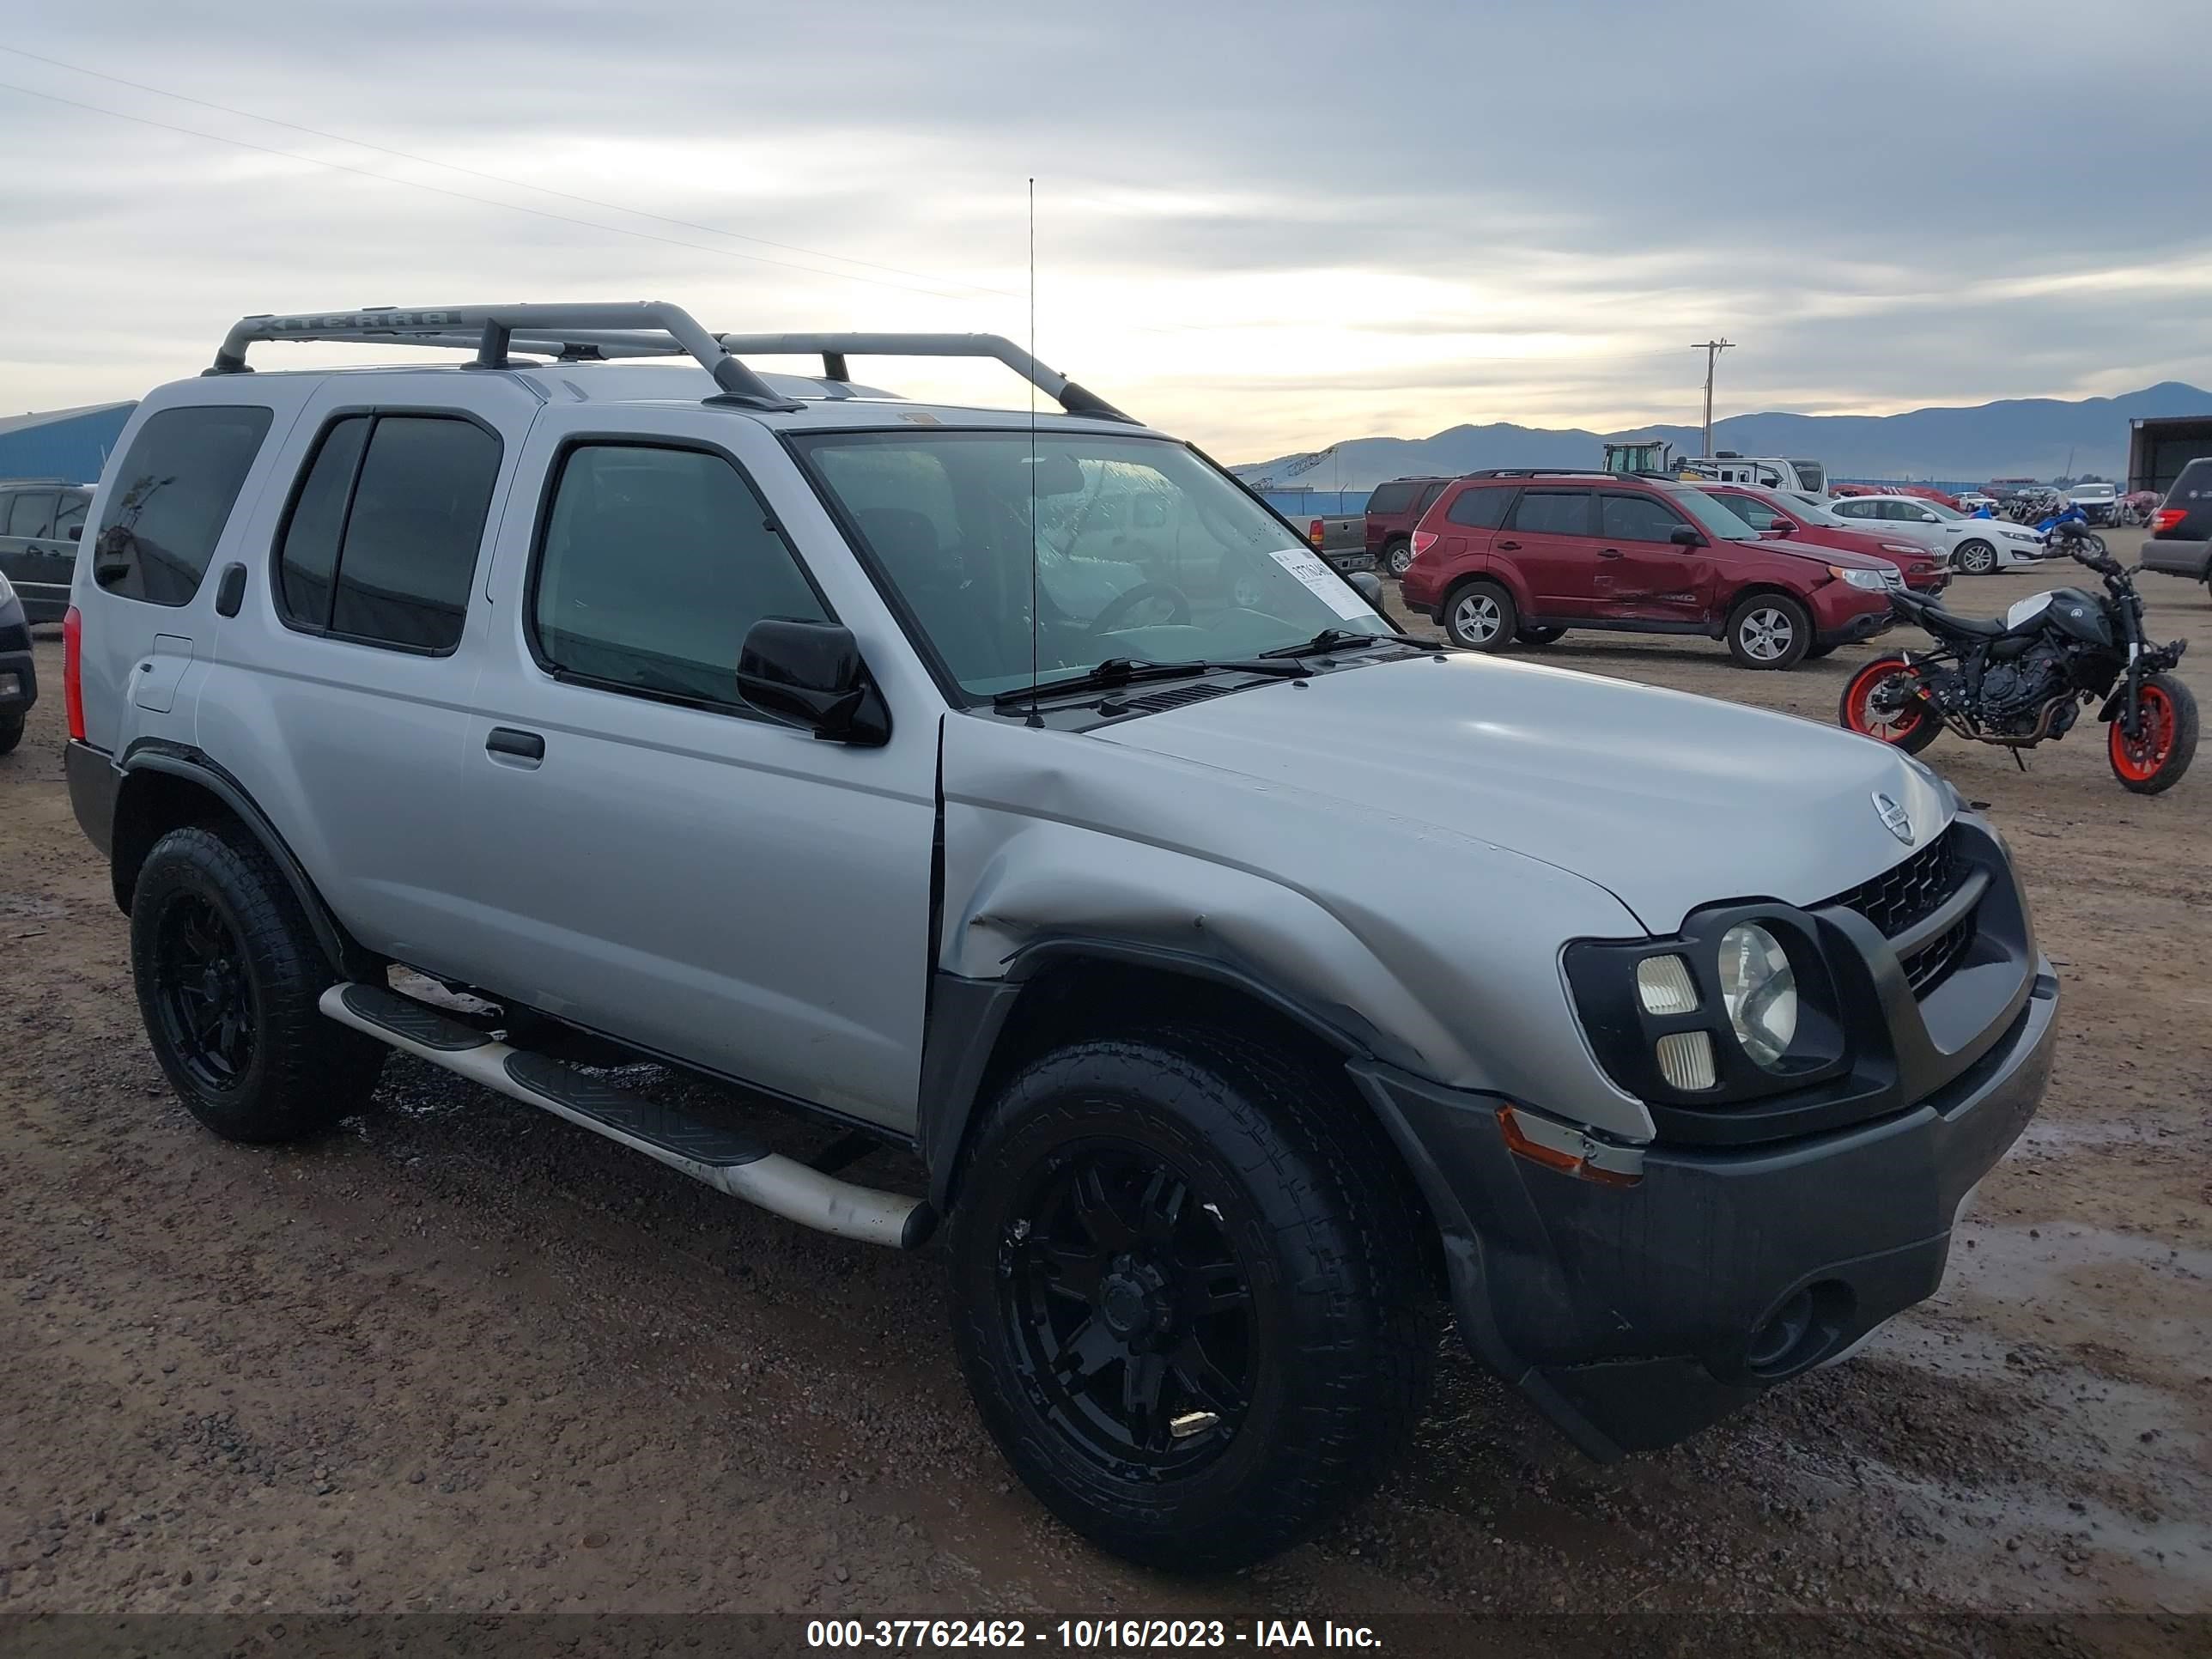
xmin=150 ymin=891 xmax=258 ymax=1091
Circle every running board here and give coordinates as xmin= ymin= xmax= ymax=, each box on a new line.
xmin=320 ymin=983 xmax=934 ymax=1249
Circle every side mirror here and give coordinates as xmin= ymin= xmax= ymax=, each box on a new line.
xmin=1669 ymin=525 xmax=1705 ymax=547
xmin=1767 ymin=520 xmax=1794 ymax=536
xmin=1348 ymin=571 xmax=1385 ymax=607
xmin=67 ymin=525 xmax=83 ymax=543
xmin=735 ymin=618 xmax=890 ymax=746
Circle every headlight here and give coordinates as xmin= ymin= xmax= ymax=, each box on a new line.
xmin=1828 ymin=565 xmax=1887 ymax=590
xmin=1878 ymin=543 xmax=1924 ymax=558
xmin=1717 ymin=924 xmax=1798 ymax=1068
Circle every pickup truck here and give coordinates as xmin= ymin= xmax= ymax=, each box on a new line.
xmin=1303 ymin=514 xmax=1375 ymax=575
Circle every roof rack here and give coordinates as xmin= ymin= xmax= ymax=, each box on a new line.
xmin=1462 ymin=468 xmax=1618 ymax=480
xmin=205 ymin=307 xmax=1137 ymax=422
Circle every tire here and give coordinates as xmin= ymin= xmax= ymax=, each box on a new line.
xmin=1838 ymin=655 xmax=1941 ymax=753
xmin=1803 ymin=642 xmax=1838 ymax=660
xmin=1515 ymin=625 xmax=1565 ymax=645
xmin=130 ymin=823 xmax=386 ymax=1143
xmin=1725 ymin=592 xmax=1812 ymax=669
xmin=946 ymin=1030 xmax=1437 ymax=1573
xmin=1382 ymin=538 xmax=1414 ymax=578
xmin=2107 ymin=673 xmax=2197 ymax=795
xmin=1956 ymin=540 xmax=1998 ymax=574
xmin=0 ymin=715 xmax=21 ymax=757
xmin=1443 ymin=580 xmax=1517 ymax=652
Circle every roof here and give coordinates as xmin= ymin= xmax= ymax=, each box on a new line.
xmin=0 ymin=400 xmax=137 ymax=440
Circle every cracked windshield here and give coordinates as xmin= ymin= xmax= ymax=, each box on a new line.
xmin=794 ymin=430 xmax=1392 ymax=698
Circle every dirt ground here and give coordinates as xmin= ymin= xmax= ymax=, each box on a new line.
xmin=3 ymin=534 xmax=2208 ymax=1646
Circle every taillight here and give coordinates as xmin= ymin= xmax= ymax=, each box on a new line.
xmin=1410 ymin=530 xmax=1437 ymax=559
xmin=2154 ymin=507 xmax=2187 ymax=532
xmin=1308 ymin=518 xmax=1326 ymax=550
xmin=62 ymin=605 xmax=85 ymax=741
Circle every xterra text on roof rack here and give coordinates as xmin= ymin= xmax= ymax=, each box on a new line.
xmin=64 ymin=302 xmax=2056 ymax=1570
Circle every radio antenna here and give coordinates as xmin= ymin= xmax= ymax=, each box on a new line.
xmin=1024 ymin=175 xmax=1042 ymax=727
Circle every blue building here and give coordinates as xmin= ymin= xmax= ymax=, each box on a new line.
xmin=0 ymin=401 xmax=137 ymax=487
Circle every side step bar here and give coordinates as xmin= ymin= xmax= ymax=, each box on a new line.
xmin=320 ymin=983 xmax=934 ymax=1249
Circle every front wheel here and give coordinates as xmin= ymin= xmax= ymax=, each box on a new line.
xmin=1955 ymin=540 xmax=1998 ymax=574
xmin=1839 ymin=656 xmax=1941 ymax=753
xmin=1443 ymin=580 xmax=1517 ymax=651
xmin=1726 ymin=593 xmax=1812 ymax=669
xmin=0 ymin=714 xmax=21 ymax=757
xmin=946 ymin=1031 xmax=1437 ymax=1571
xmin=2108 ymin=674 xmax=2197 ymax=794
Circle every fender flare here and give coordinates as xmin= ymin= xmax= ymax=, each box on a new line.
xmin=116 ymin=740 xmax=379 ymax=980
xmin=915 ymin=934 xmax=1387 ymax=1212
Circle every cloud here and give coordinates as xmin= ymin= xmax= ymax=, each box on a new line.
xmin=2 ymin=0 xmax=2208 ymax=460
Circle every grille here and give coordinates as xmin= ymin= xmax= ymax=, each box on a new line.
xmin=1881 ymin=568 xmax=1906 ymax=592
xmin=1828 ymin=828 xmax=1961 ymax=939
xmin=1121 ymin=681 xmax=1241 ymax=714
xmin=1902 ymin=915 xmax=1974 ymax=994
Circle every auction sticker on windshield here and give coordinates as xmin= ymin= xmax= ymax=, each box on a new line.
xmin=1267 ymin=548 xmax=1372 ymax=619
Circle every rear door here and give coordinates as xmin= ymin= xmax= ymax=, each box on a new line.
xmin=0 ymin=489 xmax=58 ymax=617
xmin=1594 ymin=490 xmax=1708 ymax=622
xmin=1493 ymin=487 xmax=1598 ymax=617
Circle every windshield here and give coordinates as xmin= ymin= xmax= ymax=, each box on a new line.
xmin=1670 ymin=486 xmax=1764 ymax=541
xmin=793 ymin=429 xmax=1392 ymax=700
xmin=1790 ymin=460 xmax=1826 ymax=491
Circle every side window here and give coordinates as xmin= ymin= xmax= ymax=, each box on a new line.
xmin=1725 ymin=498 xmax=1781 ymax=531
xmin=1444 ymin=484 xmax=1511 ymax=530
xmin=1832 ymin=500 xmax=1872 ymax=520
xmin=1366 ymin=482 xmax=1415 ymax=516
xmin=532 ymin=444 xmax=830 ymax=708
xmin=1504 ymin=489 xmax=1592 ymax=536
xmin=6 ymin=490 xmax=56 ymax=539
xmin=1130 ymin=492 xmax=1169 ymax=531
xmin=273 ymin=413 xmax=501 ymax=652
xmin=54 ymin=490 xmax=90 ymax=541
xmin=1600 ymin=493 xmax=1688 ymax=541
xmin=1415 ymin=482 xmax=1448 ymax=514
xmin=93 ymin=404 xmax=273 ymax=606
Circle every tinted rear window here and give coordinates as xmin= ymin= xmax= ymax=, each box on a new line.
xmin=1366 ymin=482 xmax=1418 ymax=515
xmin=330 ymin=416 xmax=501 ymax=651
xmin=94 ymin=404 xmax=274 ymax=606
xmin=2162 ymin=459 xmax=2212 ymax=507
xmin=1504 ymin=489 xmax=1592 ymax=536
xmin=1444 ymin=484 xmax=1512 ymax=529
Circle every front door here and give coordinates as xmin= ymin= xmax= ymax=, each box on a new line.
xmin=1494 ymin=488 xmax=1599 ymax=617
xmin=1592 ymin=491 xmax=1709 ymax=622
xmin=453 ymin=413 xmax=938 ymax=1131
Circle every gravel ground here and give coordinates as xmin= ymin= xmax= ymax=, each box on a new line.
xmin=2 ymin=534 xmax=2207 ymax=1648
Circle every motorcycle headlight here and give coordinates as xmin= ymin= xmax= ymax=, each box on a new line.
xmin=1717 ymin=924 xmax=1799 ymax=1068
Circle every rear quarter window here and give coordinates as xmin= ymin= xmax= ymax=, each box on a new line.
xmin=1443 ymin=485 xmax=1512 ymax=529
xmin=93 ymin=404 xmax=274 ymax=606
xmin=2165 ymin=459 xmax=2212 ymax=506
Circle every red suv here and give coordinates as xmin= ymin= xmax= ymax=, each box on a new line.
xmin=1400 ymin=471 xmax=1900 ymax=669
xmin=1703 ymin=483 xmax=1949 ymax=594
xmin=1364 ymin=476 xmax=1452 ymax=576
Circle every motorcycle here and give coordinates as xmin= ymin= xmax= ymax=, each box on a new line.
xmin=2031 ymin=503 xmax=2105 ymax=559
xmin=1838 ymin=524 xmax=2197 ymax=793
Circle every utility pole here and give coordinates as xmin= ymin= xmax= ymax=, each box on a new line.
xmin=1692 ymin=339 xmax=1735 ymax=457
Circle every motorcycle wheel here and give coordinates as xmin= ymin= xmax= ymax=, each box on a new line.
xmin=1838 ymin=656 xmax=1941 ymax=753
xmin=2108 ymin=674 xmax=2197 ymax=794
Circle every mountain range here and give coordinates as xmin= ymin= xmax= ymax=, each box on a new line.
xmin=1233 ymin=381 xmax=2212 ymax=490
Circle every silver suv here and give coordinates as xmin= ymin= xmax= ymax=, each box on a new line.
xmin=64 ymin=303 xmax=2057 ymax=1571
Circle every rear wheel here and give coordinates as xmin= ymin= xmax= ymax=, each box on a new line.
xmin=947 ymin=1031 xmax=1437 ymax=1571
xmin=1443 ymin=580 xmax=1516 ymax=652
xmin=1956 ymin=540 xmax=1998 ymax=574
xmin=2108 ymin=674 xmax=2197 ymax=794
xmin=1838 ymin=655 xmax=1941 ymax=753
xmin=1383 ymin=538 xmax=1414 ymax=578
xmin=1726 ymin=593 xmax=1812 ymax=669
xmin=131 ymin=823 xmax=386 ymax=1142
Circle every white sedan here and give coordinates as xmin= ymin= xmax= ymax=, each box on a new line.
xmin=1824 ymin=495 xmax=2047 ymax=574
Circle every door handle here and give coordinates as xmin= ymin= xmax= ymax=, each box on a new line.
xmin=1495 ymin=539 xmax=1521 ymax=550
xmin=1599 ymin=548 xmax=1624 ymax=559
xmin=486 ymin=726 xmax=546 ymax=763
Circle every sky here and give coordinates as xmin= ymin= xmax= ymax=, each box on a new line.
xmin=2 ymin=0 xmax=2208 ymax=463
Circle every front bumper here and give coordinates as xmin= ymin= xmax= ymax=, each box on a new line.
xmin=1814 ymin=605 xmax=1894 ymax=649
xmin=2141 ymin=538 xmax=2211 ymax=581
xmin=1352 ymin=828 xmax=2057 ymax=1460
xmin=0 ymin=605 xmax=36 ymax=719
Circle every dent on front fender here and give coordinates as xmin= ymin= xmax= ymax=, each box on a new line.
xmin=936 ymin=712 xmax=1657 ymax=1140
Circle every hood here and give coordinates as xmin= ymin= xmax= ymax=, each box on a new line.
xmin=1094 ymin=651 xmax=1954 ymax=933
xmin=1759 ymin=534 xmax=1893 ymax=572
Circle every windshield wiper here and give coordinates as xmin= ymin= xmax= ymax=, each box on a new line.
xmin=1256 ymin=628 xmax=1400 ymax=659
xmin=990 ymin=655 xmax=1307 ymax=708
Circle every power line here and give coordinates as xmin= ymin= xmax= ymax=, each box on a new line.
xmin=0 ymin=79 xmax=1006 ymax=305
xmin=0 ymin=45 xmax=1028 ymax=304
xmin=1691 ymin=338 xmax=1735 ymax=455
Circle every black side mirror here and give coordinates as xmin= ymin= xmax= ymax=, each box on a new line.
xmin=735 ymin=618 xmax=890 ymax=745
xmin=67 ymin=525 xmax=83 ymax=543
xmin=1348 ymin=571 xmax=1385 ymax=606
xmin=1669 ymin=525 xmax=1705 ymax=547
xmin=1767 ymin=519 xmax=1794 ymax=536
